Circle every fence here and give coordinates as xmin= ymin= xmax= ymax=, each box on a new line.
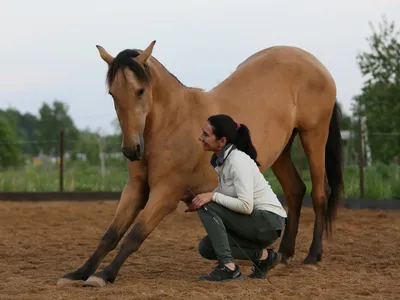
xmin=0 ymin=127 xmax=399 ymax=201
xmin=280 ymin=129 xmax=400 ymax=201
xmin=0 ymin=131 xmax=127 ymax=193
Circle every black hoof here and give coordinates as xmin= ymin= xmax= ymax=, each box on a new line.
xmin=62 ymin=269 xmax=91 ymax=281
xmin=89 ymin=268 xmax=117 ymax=285
xmin=280 ymin=255 xmax=288 ymax=264
xmin=278 ymin=252 xmax=293 ymax=265
xmin=302 ymin=255 xmax=319 ymax=265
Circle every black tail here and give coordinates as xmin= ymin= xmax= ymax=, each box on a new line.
xmin=325 ymin=101 xmax=344 ymax=235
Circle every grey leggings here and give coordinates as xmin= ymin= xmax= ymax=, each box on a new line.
xmin=197 ymin=202 xmax=286 ymax=265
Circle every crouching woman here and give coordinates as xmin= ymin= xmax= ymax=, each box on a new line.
xmin=187 ymin=114 xmax=287 ymax=282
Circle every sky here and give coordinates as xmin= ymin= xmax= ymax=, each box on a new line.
xmin=1 ymin=0 xmax=399 ymax=135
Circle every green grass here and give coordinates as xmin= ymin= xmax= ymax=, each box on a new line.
xmin=0 ymin=160 xmax=128 ymax=192
xmin=264 ymin=162 xmax=400 ymax=200
xmin=0 ymin=161 xmax=399 ymax=199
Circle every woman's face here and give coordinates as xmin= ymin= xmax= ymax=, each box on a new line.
xmin=199 ymin=121 xmax=226 ymax=153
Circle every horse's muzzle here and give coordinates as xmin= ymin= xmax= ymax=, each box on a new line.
xmin=122 ymin=145 xmax=142 ymax=161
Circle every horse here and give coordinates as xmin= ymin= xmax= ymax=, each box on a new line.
xmin=57 ymin=40 xmax=344 ymax=287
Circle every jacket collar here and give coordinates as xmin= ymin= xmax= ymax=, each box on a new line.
xmin=210 ymin=143 xmax=236 ymax=167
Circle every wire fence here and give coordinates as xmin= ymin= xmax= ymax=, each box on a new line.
xmin=0 ymin=128 xmax=399 ymax=199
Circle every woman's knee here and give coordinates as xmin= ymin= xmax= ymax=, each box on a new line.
xmin=198 ymin=236 xmax=216 ymax=260
xmin=197 ymin=205 xmax=220 ymax=224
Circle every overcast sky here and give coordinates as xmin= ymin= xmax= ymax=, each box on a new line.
xmin=1 ymin=0 xmax=399 ymax=134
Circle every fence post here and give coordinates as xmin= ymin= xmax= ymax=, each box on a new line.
xmin=358 ymin=116 xmax=364 ymax=198
xmin=59 ymin=130 xmax=64 ymax=192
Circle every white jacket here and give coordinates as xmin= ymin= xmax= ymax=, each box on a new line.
xmin=211 ymin=145 xmax=287 ymax=218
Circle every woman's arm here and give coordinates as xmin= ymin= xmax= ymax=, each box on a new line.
xmin=212 ymin=161 xmax=254 ymax=214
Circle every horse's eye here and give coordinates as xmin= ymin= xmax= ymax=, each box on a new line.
xmin=137 ymin=88 xmax=145 ymax=97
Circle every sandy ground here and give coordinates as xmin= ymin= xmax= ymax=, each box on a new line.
xmin=0 ymin=200 xmax=399 ymax=300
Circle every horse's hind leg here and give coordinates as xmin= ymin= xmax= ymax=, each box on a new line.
xmin=299 ymin=125 xmax=330 ymax=264
xmin=57 ymin=164 xmax=149 ymax=285
xmin=271 ymin=130 xmax=306 ymax=264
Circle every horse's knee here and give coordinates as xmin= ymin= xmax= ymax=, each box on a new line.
xmin=311 ymin=189 xmax=326 ymax=213
xmin=284 ymin=181 xmax=306 ymax=216
xmin=119 ymin=223 xmax=145 ymax=255
xmin=99 ymin=226 xmax=119 ymax=252
xmin=296 ymin=181 xmax=307 ymax=198
xmin=289 ymin=181 xmax=306 ymax=205
xmin=198 ymin=236 xmax=216 ymax=260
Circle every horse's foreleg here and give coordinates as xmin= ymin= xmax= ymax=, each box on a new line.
xmin=57 ymin=179 xmax=148 ymax=285
xmin=82 ymin=183 xmax=182 ymax=287
xmin=271 ymin=132 xmax=306 ymax=264
xmin=299 ymin=128 xmax=329 ymax=264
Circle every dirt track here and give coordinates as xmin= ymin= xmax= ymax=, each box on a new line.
xmin=0 ymin=200 xmax=399 ymax=300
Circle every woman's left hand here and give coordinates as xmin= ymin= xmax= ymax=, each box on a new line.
xmin=192 ymin=192 xmax=213 ymax=209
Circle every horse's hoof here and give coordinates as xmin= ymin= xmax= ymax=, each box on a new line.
xmin=279 ymin=255 xmax=288 ymax=265
xmin=302 ymin=263 xmax=319 ymax=271
xmin=82 ymin=276 xmax=107 ymax=288
xmin=278 ymin=252 xmax=293 ymax=265
xmin=302 ymin=256 xmax=319 ymax=266
xmin=57 ymin=277 xmax=76 ymax=286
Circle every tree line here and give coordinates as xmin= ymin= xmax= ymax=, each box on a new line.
xmin=0 ymin=101 xmax=122 ymax=168
xmin=0 ymin=16 xmax=399 ymax=168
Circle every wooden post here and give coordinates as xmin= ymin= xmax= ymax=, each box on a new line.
xmin=59 ymin=130 xmax=64 ymax=192
xmin=358 ymin=116 xmax=364 ymax=198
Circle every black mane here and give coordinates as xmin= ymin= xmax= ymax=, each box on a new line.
xmin=106 ymin=49 xmax=151 ymax=87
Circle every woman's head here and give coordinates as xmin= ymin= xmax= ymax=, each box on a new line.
xmin=199 ymin=114 xmax=261 ymax=166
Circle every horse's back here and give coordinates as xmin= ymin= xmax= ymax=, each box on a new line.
xmin=238 ymin=45 xmax=332 ymax=76
xmin=215 ymin=45 xmax=336 ymax=128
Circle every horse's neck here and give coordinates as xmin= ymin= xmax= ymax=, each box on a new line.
xmin=145 ymin=60 xmax=217 ymax=136
xmin=146 ymin=66 xmax=197 ymax=131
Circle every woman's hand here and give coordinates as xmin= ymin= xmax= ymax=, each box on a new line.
xmin=192 ymin=192 xmax=214 ymax=209
xmin=184 ymin=201 xmax=197 ymax=213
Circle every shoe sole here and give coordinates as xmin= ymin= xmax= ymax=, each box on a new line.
xmin=217 ymin=275 xmax=244 ymax=282
xmin=198 ymin=274 xmax=244 ymax=282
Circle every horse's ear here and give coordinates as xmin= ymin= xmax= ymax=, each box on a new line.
xmin=96 ymin=45 xmax=114 ymax=65
xmin=137 ymin=40 xmax=156 ymax=65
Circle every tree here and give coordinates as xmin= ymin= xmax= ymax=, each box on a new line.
xmin=74 ymin=129 xmax=105 ymax=165
xmin=37 ymin=100 xmax=80 ymax=155
xmin=0 ymin=108 xmax=42 ymax=156
xmin=0 ymin=116 xmax=21 ymax=168
xmin=352 ymin=15 xmax=400 ymax=163
xmin=20 ymin=112 xmax=42 ymax=156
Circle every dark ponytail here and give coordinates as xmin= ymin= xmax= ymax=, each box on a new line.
xmin=235 ymin=123 xmax=261 ymax=166
xmin=207 ymin=114 xmax=261 ymax=166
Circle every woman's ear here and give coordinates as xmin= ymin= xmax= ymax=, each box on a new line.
xmin=219 ymin=137 xmax=227 ymax=148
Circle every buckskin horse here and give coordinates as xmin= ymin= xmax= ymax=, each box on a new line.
xmin=57 ymin=40 xmax=343 ymax=287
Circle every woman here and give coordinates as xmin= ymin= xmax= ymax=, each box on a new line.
xmin=186 ymin=114 xmax=287 ymax=282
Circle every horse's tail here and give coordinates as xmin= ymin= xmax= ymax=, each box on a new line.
xmin=325 ymin=101 xmax=344 ymax=235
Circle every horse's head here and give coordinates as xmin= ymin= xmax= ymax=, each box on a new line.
xmin=96 ymin=41 xmax=156 ymax=161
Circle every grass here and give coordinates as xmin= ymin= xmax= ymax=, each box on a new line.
xmin=264 ymin=162 xmax=400 ymax=200
xmin=0 ymin=160 xmax=128 ymax=192
xmin=0 ymin=160 xmax=399 ymax=199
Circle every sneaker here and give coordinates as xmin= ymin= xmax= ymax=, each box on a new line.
xmin=249 ymin=249 xmax=281 ymax=279
xmin=199 ymin=264 xmax=244 ymax=282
